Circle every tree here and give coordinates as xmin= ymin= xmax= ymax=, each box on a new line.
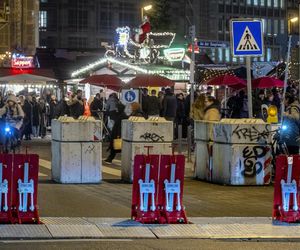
xmin=149 ymin=0 xmax=172 ymax=31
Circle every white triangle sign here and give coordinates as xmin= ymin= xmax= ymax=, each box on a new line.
xmin=236 ymin=26 xmax=260 ymax=51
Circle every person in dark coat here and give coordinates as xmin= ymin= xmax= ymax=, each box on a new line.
xmin=141 ymin=88 xmax=151 ymax=116
xmin=253 ymin=90 xmax=265 ymax=118
xmin=147 ymin=89 xmax=160 ymax=116
xmin=90 ymin=93 xmax=103 ymax=118
xmin=54 ymin=97 xmax=70 ymax=118
xmin=175 ymin=93 xmax=187 ymax=138
xmin=22 ymin=95 xmax=33 ymax=140
xmin=130 ymin=102 xmax=146 ymax=118
xmin=49 ymin=95 xmax=58 ymax=122
xmin=67 ymin=90 xmax=84 ymax=119
xmin=104 ymin=103 xmax=128 ymax=163
xmin=31 ymin=96 xmax=40 ymax=138
xmin=38 ymin=98 xmax=47 ymax=138
xmin=163 ymin=88 xmax=177 ymax=121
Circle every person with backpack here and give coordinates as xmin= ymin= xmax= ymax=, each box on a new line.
xmin=280 ymin=93 xmax=300 ymax=155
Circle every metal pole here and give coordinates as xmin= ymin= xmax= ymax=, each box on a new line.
xmin=281 ymin=35 xmax=292 ymax=124
xmin=224 ymin=86 xmax=227 ymax=118
xmin=246 ymin=57 xmax=253 ymax=118
xmin=189 ymin=25 xmax=195 ymax=112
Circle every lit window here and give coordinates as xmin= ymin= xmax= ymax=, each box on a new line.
xmin=218 ymin=48 xmax=223 ymax=62
xmin=233 ymin=56 xmax=237 ymax=63
xmin=247 ymin=0 xmax=251 ymax=5
xmin=260 ymin=0 xmax=265 ymax=6
xmin=225 ymin=48 xmax=230 ymax=62
xmin=267 ymin=0 xmax=272 ymax=7
xmin=254 ymin=0 xmax=258 ymax=5
xmin=240 ymin=57 xmax=245 ymax=63
xmin=280 ymin=0 xmax=284 ymax=8
xmin=274 ymin=0 xmax=278 ymax=7
xmin=267 ymin=48 xmax=271 ymax=61
xmin=39 ymin=11 xmax=47 ymax=28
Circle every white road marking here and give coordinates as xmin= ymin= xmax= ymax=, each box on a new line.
xmin=1 ymin=239 xmax=132 ymax=244
xmin=39 ymin=159 xmax=51 ymax=170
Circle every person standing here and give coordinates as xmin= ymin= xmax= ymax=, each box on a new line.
xmin=31 ymin=96 xmax=40 ymax=138
xmin=106 ymin=93 xmax=119 ymax=131
xmin=163 ymin=88 xmax=177 ymax=121
xmin=38 ymin=98 xmax=47 ymax=138
xmin=203 ymin=96 xmax=221 ymax=121
xmin=67 ymin=90 xmax=84 ymax=119
xmin=23 ymin=95 xmax=33 ymax=140
xmin=104 ymin=103 xmax=128 ymax=164
xmin=141 ymin=88 xmax=150 ymax=116
xmin=49 ymin=95 xmax=58 ymax=124
xmin=90 ymin=93 xmax=103 ymax=118
xmin=190 ymin=94 xmax=206 ymax=121
xmin=280 ymin=93 xmax=300 ymax=155
xmin=175 ymin=93 xmax=187 ymax=138
xmin=147 ymin=89 xmax=160 ymax=116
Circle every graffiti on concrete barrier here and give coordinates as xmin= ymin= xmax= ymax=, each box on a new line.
xmin=214 ymin=125 xmax=229 ymax=142
xmin=85 ymin=144 xmax=95 ymax=154
xmin=232 ymin=125 xmax=270 ymax=142
xmin=140 ymin=133 xmax=165 ymax=142
xmin=241 ymin=146 xmax=267 ymax=177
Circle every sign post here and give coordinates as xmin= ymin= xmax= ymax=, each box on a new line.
xmin=231 ymin=19 xmax=264 ymax=118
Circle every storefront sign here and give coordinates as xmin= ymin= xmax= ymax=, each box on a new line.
xmin=11 ymin=56 xmax=34 ymax=68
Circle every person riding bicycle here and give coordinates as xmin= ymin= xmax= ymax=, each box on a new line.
xmin=0 ymin=94 xmax=24 ymax=144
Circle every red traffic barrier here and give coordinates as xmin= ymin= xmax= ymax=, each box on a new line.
xmin=0 ymin=154 xmax=13 ymax=223
xmin=131 ymin=154 xmax=160 ymax=224
xmin=0 ymin=154 xmax=39 ymax=224
xmin=12 ymin=154 xmax=40 ymax=224
xmin=158 ymin=154 xmax=187 ymax=224
xmin=273 ymin=155 xmax=300 ymax=223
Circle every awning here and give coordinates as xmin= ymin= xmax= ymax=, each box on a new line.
xmin=0 ymin=74 xmax=57 ymax=84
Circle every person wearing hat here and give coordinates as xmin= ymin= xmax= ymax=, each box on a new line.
xmin=0 ymin=94 xmax=25 ymax=145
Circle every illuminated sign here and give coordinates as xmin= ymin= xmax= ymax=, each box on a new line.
xmin=11 ymin=56 xmax=34 ymax=68
xmin=163 ymin=48 xmax=185 ymax=62
xmin=116 ymin=26 xmax=130 ymax=46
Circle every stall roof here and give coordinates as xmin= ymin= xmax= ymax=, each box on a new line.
xmin=0 ymin=73 xmax=57 ymax=84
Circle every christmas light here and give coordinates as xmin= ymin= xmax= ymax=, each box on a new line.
xmin=163 ymin=48 xmax=185 ymax=62
xmin=116 ymin=26 xmax=130 ymax=46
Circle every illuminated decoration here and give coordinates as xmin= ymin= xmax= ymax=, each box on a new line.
xmin=71 ymin=57 xmax=189 ymax=81
xmin=116 ymin=26 xmax=130 ymax=46
xmin=187 ymin=44 xmax=200 ymax=54
xmin=129 ymin=32 xmax=176 ymax=49
xmin=11 ymin=54 xmax=34 ymax=69
xmin=163 ymin=48 xmax=185 ymax=62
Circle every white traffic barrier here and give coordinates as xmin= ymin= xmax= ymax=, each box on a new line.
xmin=18 ymin=162 xmax=34 ymax=212
xmin=0 ymin=163 xmax=8 ymax=212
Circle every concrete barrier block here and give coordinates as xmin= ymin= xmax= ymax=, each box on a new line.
xmin=121 ymin=141 xmax=172 ymax=182
xmin=195 ymin=141 xmax=212 ymax=181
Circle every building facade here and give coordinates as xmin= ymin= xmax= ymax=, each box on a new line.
xmin=39 ymin=0 xmax=141 ymax=49
xmin=0 ymin=0 xmax=39 ymax=55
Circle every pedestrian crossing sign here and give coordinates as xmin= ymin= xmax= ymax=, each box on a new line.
xmin=231 ymin=19 xmax=264 ymax=57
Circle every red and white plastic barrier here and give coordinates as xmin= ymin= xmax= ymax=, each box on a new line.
xmin=131 ymin=147 xmax=187 ymax=224
xmin=0 ymin=154 xmax=39 ymax=224
xmin=273 ymin=155 xmax=300 ymax=223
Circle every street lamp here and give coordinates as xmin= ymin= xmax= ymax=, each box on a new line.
xmin=288 ymin=17 xmax=298 ymax=34
xmin=141 ymin=4 xmax=152 ymax=20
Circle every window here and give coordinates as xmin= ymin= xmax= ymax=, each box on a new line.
xmin=254 ymin=0 xmax=258 ymax=5
xmin=218 ymin=18 xmax=223 ymax=31
xmin=97 ymin=2 xmax=113 ymax=31
xmin=274 ymin=20 xmax=278 ymax=35
xmin=225 ymin=48 xmax=230 ymax=62
xmin=262 ymin=19 xmax=266 ymax=33
xmin=218 ymin=48 xmax=223 ymax=62
xmin=260 ymin=0 xmax=265 ymax=6
xmin=39 ymin=11 xmax=47 ymax=28
xmin=267 ymin=48 xmax=271 ymax=61
xmin=280 ymin=19 xmax=285 ymax=34
xmin=119 ymin=12 xmax=134 ymax=27
xmin=247 ymin=0 xmax=251 ymax=5
xmin=267 ymin=19 xmax=272 ymax=34
xmin=267 ymin=0 xmax=272 ymax=7
xmin=68 ymin=10 xmax=88 ymax=31
xmin=274 ymin=0 xmax=278 ymax=7
xmin=280 ymin=0 xmax=284 ymax=8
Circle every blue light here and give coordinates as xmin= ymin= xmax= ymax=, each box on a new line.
xmin=282 ymin=125 xmax=287 ymax=130
xmin=4 ymin=127 xmax=10 ymax=132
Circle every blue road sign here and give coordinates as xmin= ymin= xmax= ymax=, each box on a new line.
xmin=231 ymin=19 xmax=264 ymax=57
xmin=124 ymin=90 xmax=136 ymax=103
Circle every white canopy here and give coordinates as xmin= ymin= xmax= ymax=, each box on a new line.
xmin=0 ymin=74 xmax=57 ymax=84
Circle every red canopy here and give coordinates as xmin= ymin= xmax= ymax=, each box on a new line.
xmin=252 ymin=76 xmax=284 ymax=89
xmin=125 ymin=74 xmax=175 ymax=88
xmin=204 ymin=74 xmax=246 ymax=89
xmin=79 ymin=74 xmax=124 ymax=91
